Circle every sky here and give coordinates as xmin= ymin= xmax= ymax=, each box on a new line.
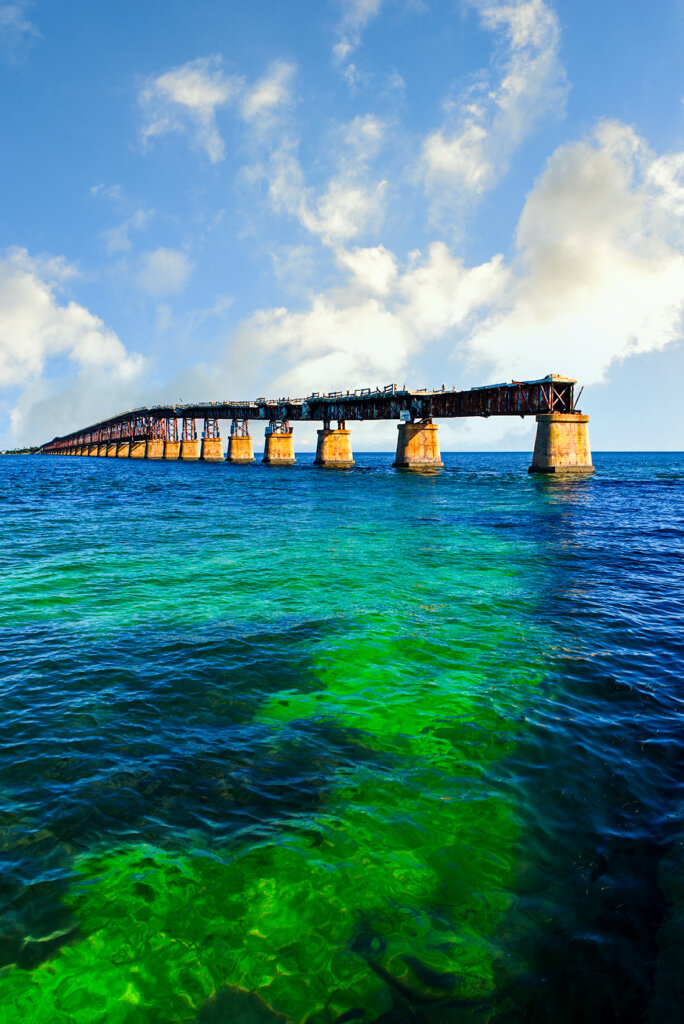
xmin=2 ymin=0 xmax=684 ymax=452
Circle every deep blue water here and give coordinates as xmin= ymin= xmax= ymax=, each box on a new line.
xmin=0 ymin=451 xmax=682 ymax=1023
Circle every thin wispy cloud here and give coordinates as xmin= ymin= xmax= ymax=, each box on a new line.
xmin=0 ymin=0 xmax=39 ymax=59
xmin=422 ymin=0 xmax=568 ymax=223
xmin=137 ymin=248 xmax=194 ymax=296
xmin=333 ymin=0 xmax=384 ymax=64
xmin=139 ymin=56 xmax=297 ymax=162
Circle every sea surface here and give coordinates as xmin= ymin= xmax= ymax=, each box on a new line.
xmin=0 ymin=451 xmax=682 ymax=1024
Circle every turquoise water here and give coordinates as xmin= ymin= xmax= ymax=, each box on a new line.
xmin=0 ymin=452 xmax=682 ymax=1022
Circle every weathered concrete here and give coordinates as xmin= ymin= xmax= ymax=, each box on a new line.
xmin=200 ymin=437 xmax=224 ymax=461
xmin=393 ymin=420 xmax=443 ymax=470
xmin=88 ymin=445 xmax=99 ymax=457
xmin=227 ymin=435 xmax=255 ymax=463
xmin=314 ymin=428 xmax=354 ymax=468
xmin=180 ymin=439 xmax=200 ymax=461
xmin=130 ymin=441 xmax=146 ymax=459
xmin=117 ymin=442 xmax=130 ymax=458
xmin=263 ymin=430 xmax=296 ymax=465
xmin=529 ymin=413 xmax=594 ymax=474
xmin=146 ymin=439 xmax=164 ymax=460
xmin=107 ymin=443 xmax=118 ymax=457
xmin=98 ymin=444 xmax=108 ymax=457
xmin=164 ymin=441 xmax=180 ymax=460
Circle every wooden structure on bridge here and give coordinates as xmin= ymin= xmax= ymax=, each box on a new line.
xmin=39 ymin=374 xmax=593 ymax=473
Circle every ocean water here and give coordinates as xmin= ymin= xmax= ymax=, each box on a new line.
xmin=0 ymin=451 xmax=682 ymax=1024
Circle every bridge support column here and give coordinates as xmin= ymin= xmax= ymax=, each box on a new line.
xmin=130 ymin=441 xmax=146 ymax=459
xmin=529 ymin=413 xmax=594 ymax=474
xmin=200 ymin=417 xmax=223 ymax=461
xmin=146 ymin=439 xmax=164 ymax=460
xmin=107 ymin=443 xmax=117 ymax=457
xmin=117 ymin=442 xmax=130 ymax=458
xmin=314 ymin=421 xmax=354 ymax=468
xmin=227 ymin=420 xmax=254 ymax=463
xmin=393 ymin=419 xmax=443 ymax=470
xmin=263 ymin=421 xmax=296 ymax=465
xmin=88 ymin=445 xmax=99 ymax=457
xmin=164 ymin=419 xmax=180 ymax=459
xmin=98 ymin=444 xmax=107 ymax=457
xmin=180 ymin=418 xmax=199 ymax=460
xmin=181 ymin=439 xmax=200 ymax=460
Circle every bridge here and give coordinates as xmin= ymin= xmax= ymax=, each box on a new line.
xmin=39 ymin=374 xmax=593 ymax=473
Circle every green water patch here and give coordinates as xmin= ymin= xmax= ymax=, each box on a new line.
xmin=0 ymin=594 xmax=547 ymax=1024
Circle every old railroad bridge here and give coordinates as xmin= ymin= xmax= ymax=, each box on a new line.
xmin=40 ymin=374 xmax=594 ymax=473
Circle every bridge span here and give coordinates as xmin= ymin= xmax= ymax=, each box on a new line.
xmin=39 ymin=374 xmax=593 ymax=473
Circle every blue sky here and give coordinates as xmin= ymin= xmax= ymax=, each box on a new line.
xmin=2 ymin=0 xmax=684 ymax=451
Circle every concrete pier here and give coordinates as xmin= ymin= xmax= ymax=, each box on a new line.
xmin=314 ymin=426 xmax=354 ymax=468
xmin=88 ymin=445 xmax=99 ymax=457
xmin=393 ymin=420 xmax=443 ymax=470
xmin=117 ymin=442 xmax=130 ymax=458
xmin=164 ymin=441 xmax=180 ymax=460
xmin=201 ymin=437 xmax=223 ymax=461
xmin=146 ymin=439 xmax=164 ymax=460
xmin=263 ymin=424 xmax=296 ymax=465
xmin=107 ymin=443 xmax=117 ymax=457
xmin=529 ymin=413 xmax=594 ymax=474
xmin=227 ymin=435 xmax=255 ymax=463
xmin=98 ymin=444 xmax=107 ymax=457
xmin=180 ymin=439 xmax=200 ymax=460
xmin=130 ymin=441 xmax=146 ymax=459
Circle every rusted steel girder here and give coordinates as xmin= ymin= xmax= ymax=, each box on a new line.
xmin=38 ymin=377 xmax=577 ymax=452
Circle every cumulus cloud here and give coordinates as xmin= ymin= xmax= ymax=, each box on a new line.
xmin=422 ymin=0 xmax=568 ymax=218
xmin=230 ymin=120 xmax=684 ymax=400
xmin=137 ymin=248 xmax=194 ymax=296
xmin=233 ymin=241 xmax=507 ymax=394
xmin=465 ymin=121 xmax=684 ymax=383
xmin=0 ymin=249 xmax=146 ymax=442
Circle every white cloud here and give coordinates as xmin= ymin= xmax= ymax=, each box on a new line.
xmin=336 ymin=243 xmax=397 ymax=295
xmin=333 ymin=0 xmax=384 ymax=65
xmin=230 ymin=120 xmax=684 ymax=401
xmin=232 ymin=242 xmax=507 ymax=394
xmin=465 ymin=122 xmax=684 ymax=383
xmin=139 ymin=56 xmax=297 ymax=161
xmin=422 ymin=0 xmax=568 ymax=217
xmin=257 ymin=116 xmax=388 ymax=246
xmin=137 ymin=248 xmax=194 ymax=296
xmin=139 ymin=56 xmax=242 ymax=162
xmin=242 ymin=59 xmax=296 ymax=122
xmin=103 ymin=209 xmax=152 ymax=254
xmin=0 ymin=249 xmax=146 ymax=442
xmin=0 ymin=0 xmax=38 ymax=56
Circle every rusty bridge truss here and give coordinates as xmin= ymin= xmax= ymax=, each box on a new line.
xmin=39 ymin=375 xmax=580 ymax=454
